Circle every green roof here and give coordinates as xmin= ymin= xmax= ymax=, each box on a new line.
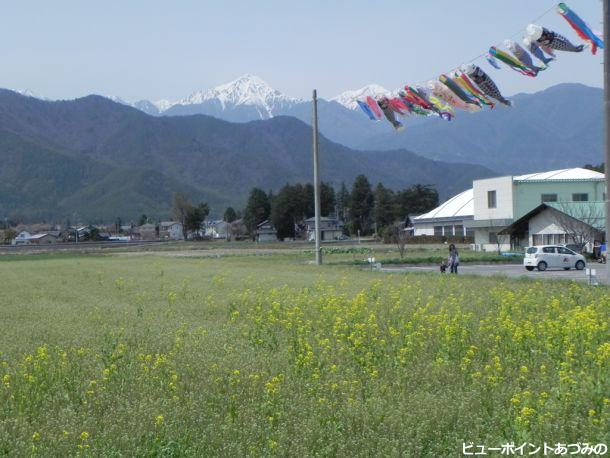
xmin=546 ymin=201 xmax=606 ymax=230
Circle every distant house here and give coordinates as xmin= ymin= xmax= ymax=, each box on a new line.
xmin=12 ymin=231 xmax=58 ymax=245
xmin=159 ymin=221 xmax=183 ymax=240
xmin=304 ymin=217 xmax=344 ymax=241
xmin=205 ymin=220 xmax=229 ymax=239
xmin=256 ymin=220 xmax=277 ymax=242
xmin=27 ymin=233 xmax=58 ymax=245
xmin=138 ymin=223 xmax=157 ymax=241
xmin=12 ymin=231 xmax=32 ymax=245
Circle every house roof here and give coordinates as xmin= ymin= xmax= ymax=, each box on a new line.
xmin=160 ymin=221 xmax=180 ymax=227
xmin=546 ymin=201 xmax=606 ymax=230
xmin=414 ymin=188 xmax=473 ymax=221
xmin=500 ymin=201 xmax=606 ymax=235
xmin=514 ymin=168 xmax=605 ymax=182
xmin=29 ymin=233 xmax=57 ymax=240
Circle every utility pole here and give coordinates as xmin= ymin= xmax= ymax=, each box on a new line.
xmin=312 ymin=89 xmax=322 ymax=265
xmin=603 ymin=0 xmax=610 ymax=284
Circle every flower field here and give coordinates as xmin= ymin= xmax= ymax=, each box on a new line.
xmin=0 ymin=253 xmax=608 ymax=456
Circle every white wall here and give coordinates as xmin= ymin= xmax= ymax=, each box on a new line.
xmin=473 ymin=176 xmax=514 ymax=221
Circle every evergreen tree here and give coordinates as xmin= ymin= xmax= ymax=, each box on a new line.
xmin=395 ymin=185 xmax=439 ymax=222
xmin=336 ymin=182 xmax=350 ymax=222
xmin=185 ymin=202 xmax=210 ymax=236
xmin=243 ymin=188 xmax=271 ymax=238
xmin=373 ymin=183 xmax=396 ymax=232
xmin=223 ymin=207 xmax=237 ymax=223
xmin=348 ymin=175 xmax=374 ymax=235
xmin=320 ymin=182 xmax=336 ymax=217
xmin=271 ymin=184 xmax=302 ymax=239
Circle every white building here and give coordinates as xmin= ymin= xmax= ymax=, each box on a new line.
xmin=159 ymin=221 xmax=184 ymax=240
xmin=413 ymin=168 xmax=606 ymax=252
xmin=412 ymin=189 xmax=474 ymax=237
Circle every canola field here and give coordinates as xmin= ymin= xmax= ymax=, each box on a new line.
xmin=0 ymin=252 xmax=608 ymax=456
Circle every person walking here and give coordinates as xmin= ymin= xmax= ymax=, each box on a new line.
xmin=448 ymin=244 xmax=459 ymax=274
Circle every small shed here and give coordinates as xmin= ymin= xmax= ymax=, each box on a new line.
xmin=256 ymin=220 xmax=277 ymax=242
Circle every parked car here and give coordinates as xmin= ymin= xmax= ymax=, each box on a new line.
xmin=523 ymin=245 xmax=586 ymax=272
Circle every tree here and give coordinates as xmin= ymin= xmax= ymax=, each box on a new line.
xmin=138 ymin=214 xmax=148 ymax=226
xmin=336 ymin=182 xmax=350 ymax=223
xmin=584 ymin=163 xmax=605 ymax=173
xmin=389 ymin=223 xmax=408 ymax=258
xmin=373 ymin=183 xmax=396 ymax=233
xmin=185 ymin=202 xmax=210 ymax=237
xmin=553 ymin=202 xmax=604 ymax=252
xmin=171 ymin=193 xmax=194 ymax=239
xmin=3 ymin=228 xmax=16 ymax=244
xmin=244 ymin=188 xmax=271 ymax=239
xmin=224 ymin=207 xmax=237 ymax=223
xmin=271 ymin=184 xmax=302 ymax=239
xmin=320 ymin=182 xmax=336 ymax=217
xmin=395 ymin=184 xmax=439 ymax=221
xmin=348 ymin=175 xmax=374 ymax=235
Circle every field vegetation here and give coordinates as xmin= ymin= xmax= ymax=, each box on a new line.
xmin=0 ymin=251 xmax=608 ymax=456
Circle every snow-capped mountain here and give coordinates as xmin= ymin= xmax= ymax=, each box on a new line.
xmin=167 ymin=74 xmax=302 ymax=119
xmin=331 ymin=84 xmax=391 ymax=110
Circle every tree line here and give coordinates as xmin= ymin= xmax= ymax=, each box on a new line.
xmin=240 ymin=175 xmax=439 ymax=240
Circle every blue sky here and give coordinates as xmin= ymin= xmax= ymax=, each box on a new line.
xmin=0 ymin=0 xmax=603 ymax=101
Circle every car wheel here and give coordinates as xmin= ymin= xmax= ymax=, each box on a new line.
xmin=538 ymin=261 xmax=548 ymax=271
xmin=575 ymin=260 xmax=585 ymax=270
xmin=525 ymin=266 xmax=534 ymax=271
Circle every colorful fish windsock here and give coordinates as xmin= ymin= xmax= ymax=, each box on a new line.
xmin=428 ymin=80 xmax=480 ymax=112
xmin=388 ymin=97 xmax=410 ymax=115
xmin=439 ymin=74 xmax=480 ymax=106
xmin=377 ymin=97 xmax=405 ymax=131
xmin=489 ymin=46 xmax=537 ymax=77
xmin=526 ymin=23 xmax=584 ymax=53
xmin=522 ymin=37 xmax=554 ymax=66
xmin=365 ymin=96 xmax=383 ymax=119
xmin=405 ymin=86 xmax=435 ymax=111
xmin=454 ymin=72 xmax=494 ymax=108
xmin=356 ymin=100 xmax=378 ymax=121
xmin=557 ymin=3 xmax=603 ymax=54
xmin=462 ymin=64 xmax=511 ymax=107
xmin=486 ymin=53 xmax=501 ymax=70
xmin=504 ymin=40 xmax=545 ymax=74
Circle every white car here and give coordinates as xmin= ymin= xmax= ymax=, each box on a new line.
xmin=524 ymin=245 xmax=586 ymax=272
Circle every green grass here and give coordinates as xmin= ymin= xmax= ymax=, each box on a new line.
xmin=0 ymin=251 xmax=608 ymax=456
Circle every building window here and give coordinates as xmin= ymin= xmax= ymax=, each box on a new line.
xmin=487 ymin=190 xmax=497 ymax=208
xmin=541 ymin=193 xmax=557 ymax=203
xmin=572 ymin=193 xmax=588 ymax=202
xmin=434 ymin=226 xmax=443 ymax=236
xmin=532 ymin=234 xmax=542 ymax=246
xmin=465 ymin=227 xmax=475 ymax=237
xmin=489 ymin=232 xmax=498 ymax=243
xmin=454 ymin=225 xmax=464 ymax=236
xmin=443 ymin=225 xmax=454 ymax=236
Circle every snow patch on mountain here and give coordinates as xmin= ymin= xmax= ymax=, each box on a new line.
xmin=331 ymin=84 xmax=391 ymax=110
xmin=177 ymin=74 xmax=302 ymax=118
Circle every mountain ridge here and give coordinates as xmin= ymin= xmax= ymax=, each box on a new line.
xmin=0 ymin=89 xmax=495 ymax=221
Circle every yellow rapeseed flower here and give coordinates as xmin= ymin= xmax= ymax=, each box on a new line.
xmin=32 ymin=432 xmax=40 ymax=441
xmin=155 ymin=415 xmax=164 ymax=426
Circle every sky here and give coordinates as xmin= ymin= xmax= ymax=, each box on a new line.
xmin=0 ymin=0 xmax=604 ymax=102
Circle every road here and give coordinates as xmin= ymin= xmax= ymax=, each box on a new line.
xmin=379 ymin=263 xmax=608 ymax=284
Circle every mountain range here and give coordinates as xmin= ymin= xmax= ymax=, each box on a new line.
xmin=0 ymin=89 xmax=494 ymax=222
xmin=105 ymin=76 xmax=602 ymax=174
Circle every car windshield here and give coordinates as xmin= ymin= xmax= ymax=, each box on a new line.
xmin=526 ymin=247 xmax=537 ymax=254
